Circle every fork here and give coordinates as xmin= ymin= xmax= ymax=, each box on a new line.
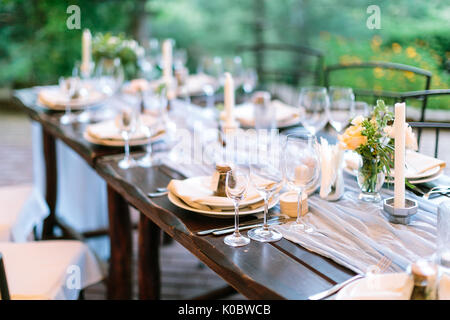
xmin=308 ymin=256 xmax=392 ymax=300
xmin=423 ymin=186 xmax=450 ymax=200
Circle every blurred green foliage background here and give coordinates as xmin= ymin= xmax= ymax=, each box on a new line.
xmin=0 ymin=0 xmax=448 ymax=108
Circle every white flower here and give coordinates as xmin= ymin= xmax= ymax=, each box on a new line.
xmin=383 ymin=125 xmax=395 ymax=138
xmin=351 ymin=115 xmax=365 ymax=126
xmin=382 ymin=124 xmax=418 ymax=150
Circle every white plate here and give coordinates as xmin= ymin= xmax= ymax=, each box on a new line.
xmin=83 ymin=130 xmax=165 ymax=147
xmin=37 ymin=88 xmax=107 ymax=111
xmin=344 ymin=165 xmax=444 ymax=185
xmin=168 ymin=192 xmax=278 ymax=218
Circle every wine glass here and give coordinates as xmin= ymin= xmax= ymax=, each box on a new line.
xmin=354 ymin=101 xmax=370 ymax=117
xmin=242 ymin=68 xmax=258 ymax=102
xmin=197 ymin=56 xmax=223 ymax=109
xmin=298 ymin=86 xmax=329 ymax=134
xmin=59 ymin=76 xmax=80 ymax=125
xmin=72 ymin=61 xmax=95 ymax=123
xmin=328 ymin=87 xmax=355 ymax=133
xmin=224 ymin=169 xmax=251 ymax=247
xmin=248 ymin=155 xmax=284 ymax=242
xmin=116 ymin=105 xmax=138 ymax=170
xmin=95 ymin=58 xmax=124 ymax=97
xmin=283 ymin=134 xmax=320 ymax=233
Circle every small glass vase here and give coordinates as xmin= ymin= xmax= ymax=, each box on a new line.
xmin=357 ymin=156 xmax=385 ymax=202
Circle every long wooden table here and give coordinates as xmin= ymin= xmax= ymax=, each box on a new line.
xmin=13 ymin=88 xmax=361 ymax=299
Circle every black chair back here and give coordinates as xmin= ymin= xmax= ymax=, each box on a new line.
xmin=0 ymin=253 xmax=10 ymax=300
xmin=236 ymin=43 xmax=324 ymax=87
xmin=409 ymin=121 xmax=450 ymax=158
xmin=324 ymin=61 xmax=432 ymax=107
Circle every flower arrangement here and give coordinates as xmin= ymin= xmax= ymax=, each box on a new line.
xmin=339 ymin=100 xmax=417 ymax=201
xmin=92 ymin=32 xmax=144 ymax=79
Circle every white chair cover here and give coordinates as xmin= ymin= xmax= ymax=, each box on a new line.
xmin=0 ymin=240 xmax=104 ymax=300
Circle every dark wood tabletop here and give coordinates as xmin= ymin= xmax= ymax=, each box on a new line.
xmin=13 ymin=87 xmax=355 ymax=299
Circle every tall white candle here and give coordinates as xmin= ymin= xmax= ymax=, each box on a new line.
xmin=224 ymin=72 xmax=235 ymax=126
xmin=162 ymin=39 xmax=173 ymax=85
xmin=394 ymin=102 xmax=406 ymax=208
xmin=81 ymin=29 xmax=92 ymax=76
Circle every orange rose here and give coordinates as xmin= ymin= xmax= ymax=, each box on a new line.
xmin=338 ymin=125 xmax=368 ymax=150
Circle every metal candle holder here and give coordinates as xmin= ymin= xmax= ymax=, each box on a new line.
xmin=383 ymin=197 xmax=418 ymax=225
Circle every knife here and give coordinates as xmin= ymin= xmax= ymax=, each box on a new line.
xmin=307 ymin=274 xmax=364 ymax=300
xmin=196 ymin=216 xmax=285 ymax=236
xmin=212 ymin=218 xmax=289 ymax=236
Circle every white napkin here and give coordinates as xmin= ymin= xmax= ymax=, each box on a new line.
xmin=337 ymin=273 xmax=414 ymax=300
xmin=167 ymin=176 xmax=262 ymax=211
xmin=318 ymin=138 xmax=344 ymax=200
xmin=226 ymin=100 xmax=299 ymax=127
xmin=86 ymin=114 xmax=158 ymax=141
xmin=180 ymin=73 xmax=217 ymax=96
xmin=405 ymin=150 xmax=446 ymax=175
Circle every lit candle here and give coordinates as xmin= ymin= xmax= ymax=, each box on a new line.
xmin=81 ymin=29 xmax=92 ymax=77
xmin=394 ymin=102 xmax=406 ymax=208
xmin=224 ymin=72 xmax=235 ymax=127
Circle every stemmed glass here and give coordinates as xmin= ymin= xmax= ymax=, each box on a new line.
xmin=283 ymin=134 xmax=320 ymax=233
xmin=298 ymin=86 xmax=329 ymax=134
xmin=224 ymin=169 xmax=251 ymax=247
xmin=197 ymin=56 xmax=223 ymax=110
xmin=248 ymin=155 xmax=284 ymax=242
xmin=116 ymin=105 xmax=138 ymax=170
xmin=327 ymin=87 xmax=355 ymax=133
xmin=96 ymin=57 xmax=124 ymax=97
xmin=242 ymin=68 xmax=258 ymax=102
xmin=59 ymin=76 xmax=80 ymax=125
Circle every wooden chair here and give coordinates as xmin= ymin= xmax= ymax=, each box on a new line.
xmin=0 ymin=240 xmax=103 ymax=300
xmin=236 ymin=43 xmax=324 ymax=86
xmin=409 ymin=122 xmax=450 ymax=158
xmin=324 ymin=61 xmax=432 ymax=107
xmin=401 ymin=89 xmax=450 ymax=146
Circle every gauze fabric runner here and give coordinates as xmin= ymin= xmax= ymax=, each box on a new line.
xmin=159 ymin=102 xmax=439 ymax=275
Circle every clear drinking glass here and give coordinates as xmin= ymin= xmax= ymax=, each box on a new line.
xmin=328 ymin=86 xmax=355 ymax=133
xmin=59 ymin=76 xmax=80 ymax=125
xmin=198 ymin=56 xmax=223 ymax=110
xmin=242 ymin=68 xmax=258 ymax=102
xmin=283 ymin=134 xmax=320 ymax=233
xmin=224 ymin=169 xmax=251 ymax=247
xmin=298 ymin=86 xmax=330 ymax=134
xmin=116 ymin=106 xmax=138 ymax=170
xmin=252 ymin=91 xmax=275 ymax=130
xmin=248 ymin=156 xmax=284 ymax=242
xmin=437 ymin=201 xmax=450 ymax=269
xmin=96 ymin=58 xmax=124 ymax=97
xmin=354 ymin=101 xmax=370 ymax=117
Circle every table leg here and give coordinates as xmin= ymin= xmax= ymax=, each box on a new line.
xmin=107 ymin=185 xmax=132 ymax=299
xmin=41 ymin=127 xmax=57 ymax=239
xmin=138 ymin=212 xmax=161 ymax=300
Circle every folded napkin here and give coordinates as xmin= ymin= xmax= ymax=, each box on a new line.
xmin=167 ymin=176 xmax=261 ymax=211
xmin=226 ymin=100 xmax=299 ymax=127
xmin=318 ymin=138 xmax=344 ymax=200
xmin=337 ymin=273 xmax=414 ymax=300
xmin=38 ymin=87 xmax=104 ymax=109
xmin=405 ymin=150 xmax=446 ymax=175
xmin=86 ymin=114 xmax=158 ymax=141
xmin=179 ymin=73 xmax=217 ymax=96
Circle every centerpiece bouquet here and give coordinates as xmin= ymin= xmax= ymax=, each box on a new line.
xmin=339 ymin=100 xmax=417 ymax=202
xmin=92 ymin=32 xmax=144 ymax=79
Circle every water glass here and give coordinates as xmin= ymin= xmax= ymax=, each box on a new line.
xmin=242 ymin=68 xmax=258 ymax=101
xmin=328 ymin=87 xmax=355 ymax=132
xmin=252 ymin=91 xmax=275 ymax=130
xmin=354 ymin=101 xmax=370 ymax=117
xmin=59 ymin=76 xmax=80 ymax=125
xmin=224 ymin=169 xmax=251 ymax=247
xmin=298 ymin=86 xmax=329 ymax=134
xmin=248 ymin=155 xmax=284 ymax=242
xmin=116 ymin=106 xmax=138 ymax=170
xmin=437 ymin=201 xmax=450 ymax=269
xmin=283 ymin=134 xmax=320 ymax=233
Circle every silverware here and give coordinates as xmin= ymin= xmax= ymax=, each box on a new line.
xmin=147 ymin=191 xmax=169 ymax=198
xmin=196 ymin=216 xmax=285 ymax=236
xmin=212 ymin=218 xmax=288 ymax=236
xmin=423 ymin=186 xmax=450 ymax=200
xmin=308 ymin=256 xmax=392 ymax=300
